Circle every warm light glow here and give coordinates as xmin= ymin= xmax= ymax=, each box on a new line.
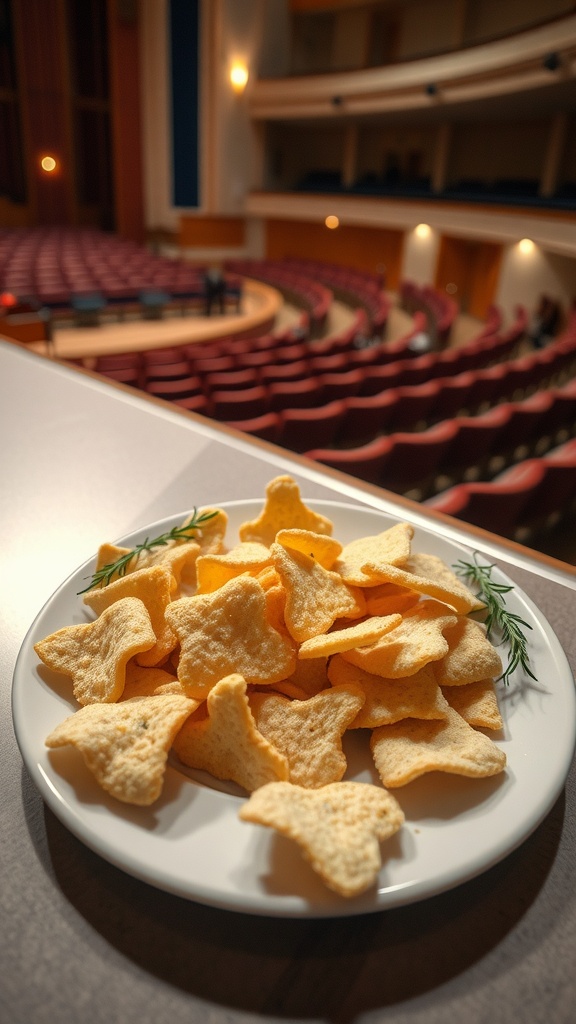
xmin=230 ymin=63 xmax=249 ymax=92
xmin=40 ymin=155 xmax=57 ymax=173
xmin=325 ymin=215 xmax=339 ymax=230
xmin=518 ymin=237 xmax=535 ymax=255
xmin=415 ymin=223 xmax=431 ymax=239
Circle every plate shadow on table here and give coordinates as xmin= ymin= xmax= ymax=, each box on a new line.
xmin=20 ymin=766 xmax=570 ymax=1022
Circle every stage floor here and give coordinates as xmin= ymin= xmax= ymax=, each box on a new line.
xmin=29 ymin=279 xmax=286 ymax=361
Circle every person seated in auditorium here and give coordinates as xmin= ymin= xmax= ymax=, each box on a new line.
xmin=204 ymin=265 xmax=226 ymax=316
xmin=528 ymin=294 xmax=561 ymax=349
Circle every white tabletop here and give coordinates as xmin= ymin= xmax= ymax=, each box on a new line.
xmin=2 ymin=339 xmax=575 ymax=1024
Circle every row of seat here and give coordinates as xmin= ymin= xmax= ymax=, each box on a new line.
xmin=275 ymin=257 xmax=390 ymax=336
xmin=302 ymin=375 xmax=576 ymax=500
xmin=224 ymin=258 xmax=334 ymax=336
xmin=97 ymin=303 xmax=529 ymax=418
xmin=425 ymin=437 xmax=576 ymax=542
xmin=400 ymin=280 xmax=460 ymax=346
xmin=0 ymin=226 xmax=239 ymax=314
xmin=128 ymin=316 xmax=568 ymax=440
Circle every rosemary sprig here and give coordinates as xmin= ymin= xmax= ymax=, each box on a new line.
xmin=78 ymin=508 xmax=218 ymax=594
xmin=454 ymin=555 xmax=537 ymax=685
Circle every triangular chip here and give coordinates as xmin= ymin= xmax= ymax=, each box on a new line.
xmin=434 ymin=617 xmax=503 ymax=686
xmin=328 ymin=656 xmax=450 ymax=727
xmin=370 ymin=705 xmax=506 ymax=787
xmin=195 ymin=541 xmax=272 ymax=594
xmin=364 ymin=582 xmax=420 ymax=617
xmin=82 ymin=564 xmax=177 ymax=667
xmin=335 ymin=522 xmax=414 ymax=585
xmin=357 ymin=559 xmax=480 ymax=615
xmin=45 ymin=694 xmax=197 ymax=804
xmin=402 ymin=553 xmax=485 ymax=613
xmin=340 ymin=600 xmax=457 ymax=678
xmin=298 ymin=614 xmax=401 ymax=659
xmin=441 ymin=678 xmax=504 ymax=730
xmin=275 ymin=528 xmax=342 ymax=569
xmin=121 ymin=662 xmax=179 ymax=700
xmin=165 ymin=575 xmax=296 ymax=698
xmin=239 ymin=780 xmax=404 ymax=898
xmin=272 ymin=657 xmax=330 ymax=699
xmin=34 ymin=597 xmax=156 ymax=704
xmin=239 ymin=475 xmax=333 ymax=547
xmin=271 ymin=541 xmax=365 ymax=643
xmin=172 ymin=673 xmax=289 ymax=792
xmin=249 ymin=684 xmax=365 ymax=788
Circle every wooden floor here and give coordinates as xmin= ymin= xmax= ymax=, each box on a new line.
xmin=28 ymin=279 xmax=284 ymax=362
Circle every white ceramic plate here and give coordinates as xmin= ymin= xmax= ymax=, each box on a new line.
xmin=12 ymin=500 xmax=576 ymax=918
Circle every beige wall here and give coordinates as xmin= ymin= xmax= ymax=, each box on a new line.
xmin=497 ymin=242 xmax=576 ymax=322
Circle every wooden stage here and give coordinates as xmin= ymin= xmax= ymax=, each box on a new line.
xmin=26 ymin=279 xmax=287 ymax=361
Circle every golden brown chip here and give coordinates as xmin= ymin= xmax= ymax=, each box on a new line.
xmin=274 ymin=657 xmax=330 ymax=699
xmin=34 ymin=597 xmax=156 ymax=705
xmin=165 ymin=575 xmax=296 ymax=699
xmin=335 ymin=522 xmax=414 ymax=585
xmin=402 ymin=553 xmax=485 ymax=613
xmin=239 ymin=780 xmax=404 ymax=898
xmin=370 ymin=705 xmax=506 ymax=787
xmin=341 ymin=600 xmax=457 ymax=678
xmin=328 ymin=656 xmax=450 ymax=727
xmin=249 ymin=684 xmax=365 ymax=788
xmin=82 ymin=564 xmax=177 ymax=667
xmin=95 ymin=542 xmax=130 ymax=575
xmin=121 ymin=662 xmax=179 ymax=700
xmin=270 ymin=541 xmax=365 ymax=643
xmin=238 ymin=475 xmax=333 ymax=547
xmin=275 ymin=528 xmax=342 ymax=569
xmin=145 ymin=540 xmax=201 ymax=590
xmin=172 ymin=673 xmax=289 ymax=792
xmin=45 ymin=694 xmax=197 ymax=805
xmin=195 ymin=541 xmax=272 ymax=594
xmin=434 ymin=617 xmax=503 ymax=686
xmin=358 ymin=560 xmax=479 ymax=615
xmin=192 ymin=507 xmax=229 ymax=554
xmin=297 ymin=614 xmax=402 ymax=659
xmin=442 ymin=679 xmax=504 ymax=730
xmin=364 ymin=582 xmax=420 ymax=617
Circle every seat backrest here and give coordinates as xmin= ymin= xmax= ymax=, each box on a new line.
xmin=278 ymin=399 xmax=347 ymax=453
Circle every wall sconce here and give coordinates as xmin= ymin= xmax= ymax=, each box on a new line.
xmin=40 ymin=154 xmax=58 ymax=174
xmin=414 ymin=222 xmax=431 ymax=239
xmin=230 ymin=62 xmax=249 ymax=93
xmin=325 ymin=215 xmax=339 ymax=230
xmin=518 ymin=238 xmax=535 ymax=255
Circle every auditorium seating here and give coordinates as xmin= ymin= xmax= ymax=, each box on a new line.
xmin=224 ymin=258 xmax=333 ymax=336
xmin=0 ymin=227 xmax=228 ymax=317
xmin=276 ymin=400 xmax=348 ymax=453
xmin=426 ymin=438 xmax=576 ymax=542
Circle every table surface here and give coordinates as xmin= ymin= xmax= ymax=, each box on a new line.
xmin=2 ymin=339 xmax=575 ymax=1024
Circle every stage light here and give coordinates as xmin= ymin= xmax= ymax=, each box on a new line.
xmin=325 ymin=215 xmax=339 ymax=229
xmin=230 ymin=63 xmax=249 ymax=93
xmin=40 ymin=155 xmax=58 ymax=173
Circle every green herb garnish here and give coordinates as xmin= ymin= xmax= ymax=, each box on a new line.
xmin=78 ymin=508 xmax=218 ymax=594
xmin=454 ymin=555 xmax=537 ymax=685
